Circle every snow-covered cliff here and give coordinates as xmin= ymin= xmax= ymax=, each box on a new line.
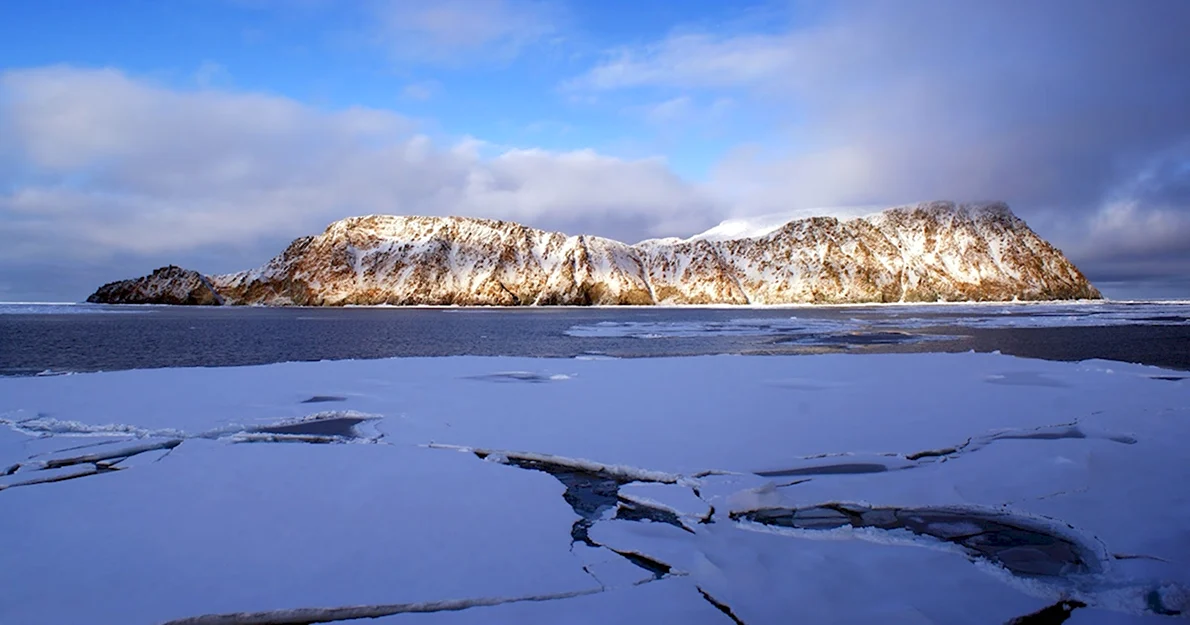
xmin=87 ymin=201 xmax=1101 ymax=305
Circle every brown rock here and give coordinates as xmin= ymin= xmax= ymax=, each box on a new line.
xmin=88 ymin=202 xmax=1101 ymax=306
xmin=87 ymin=265 xmax=224 ymax=305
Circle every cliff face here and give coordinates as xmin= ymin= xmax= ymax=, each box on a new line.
xmin=212 ymin=216 xmax=655 ymax=306
xmin=88 ymin=201 xmax=1102 ymax=306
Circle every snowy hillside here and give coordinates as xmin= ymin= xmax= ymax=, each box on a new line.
xmin=88 ymin=201 xmax=1101 ymax=306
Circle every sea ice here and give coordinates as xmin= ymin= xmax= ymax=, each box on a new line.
xmin=1 ymin=350 xmax=1187 ymax=623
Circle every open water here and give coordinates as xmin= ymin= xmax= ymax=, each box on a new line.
xmin=1 ymin=302 xmax=1187 ymax=376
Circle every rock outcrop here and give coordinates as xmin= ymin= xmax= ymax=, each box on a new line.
xmin=87 ymin=201 xmax=1101 ymax=306
xmin=87 ymin=265 xmax=224 ymax=305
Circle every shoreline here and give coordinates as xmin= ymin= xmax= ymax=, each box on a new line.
xmin=6 ymin=298 xmax=1190 ymax=310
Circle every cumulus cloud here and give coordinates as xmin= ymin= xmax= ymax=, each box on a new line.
xmin=570 ymin=0 xmax=1190 ymax=286
xmin=0 ymin=66 xmax=720 ymax=297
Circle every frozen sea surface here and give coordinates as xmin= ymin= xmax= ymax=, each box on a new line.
xmin=1 ymin=351 xmax=1188 ymax=624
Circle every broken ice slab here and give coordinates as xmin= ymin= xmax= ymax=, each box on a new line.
xmin=31 ymin=438 xmax=182 ymax=470
xmin=617 ymin=482 xmax=713 ymax=524
xmin=435 ymin=446 xmax=683 ymax=484
xmin=0 ymin=413 xmax=186 ymax=439
xmin=983 ymin=371 xmax=1071 ymax=388
xmin=300 ymin=395 xmax=348 ymax=404
xmin=245 ymin=412 xmax=382 ymax=441
xmin=0 ymin=410 xmax=387 ymax=447
xmin=464 ymin=371 xmax=573 ymax=383
xmin=0 ymin=464 xmax=112 ymax=491
xmin=747 ymin=422 xmax=1137 ymax=483
xmin=587 ymin=519 xmax=702 ymax=580
xmin=733 ymin=503 xmax=1105 ymax=578
xmin=0 ymin=438 xmax=181 ymax=491
xmin=0 ymin=411 xmax=388 ymax=494
xmin=730 ymin=500 xmax=1190 ymax=617
xmin=435 ymin=445 xmax=689 ymax=546
xmin=0 ymin=441 xmax=600 ymax=625
xmin=569 ymin=543 xmax=656 ymax=589
xmin=778 ymin=330 xmax=955 ymax=348
xmin=587 ymin=517 xmax=1053 ymax=624
xmin=2 ymin=352 xmax=1178 ymax=476
xmin=755 ymin=461 xmax=894 ymax=477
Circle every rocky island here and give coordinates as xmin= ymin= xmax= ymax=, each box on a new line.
xmin=87 ymin=201 xmax=1100 ymax=306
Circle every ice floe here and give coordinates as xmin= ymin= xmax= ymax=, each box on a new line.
xmin=564 ymin=301 xmax=1190 ymax=342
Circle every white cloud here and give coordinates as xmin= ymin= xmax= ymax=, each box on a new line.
xmin=568 ymin=32 xmax=803 ymax=92
xmin=375 ymin=0 xmax=560 ymax=64
xmin=634 ymin=95 xmax=736 ymax=126
xmin=565 ymin=0 xmax=1190 ymax=283
xmin=6 ymin=1 xmax=1190 ymax=296
xmin=0 ymin=67 xmax=721 ymax=273
xmin=193 ymin=61 xmax=232 ymax=89
xmin=1085 ymin=202 xmax=1190 ymax=259
xmin=522 ymin=119 xmax=572 ymax=135
xmin=399 ymin=80 xmax=439 ymax=101
xmin=641 ymin=96 xmax=691 ymax=124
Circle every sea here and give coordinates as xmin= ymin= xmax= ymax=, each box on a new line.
xmin=1 ymin=301 xmax=1188 ymax=376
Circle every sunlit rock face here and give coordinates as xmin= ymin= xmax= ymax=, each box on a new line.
xmin=88 ymin=201 xmax=1101 ymax=306
xmin=87 ymin=265 xmax=224 ymax=305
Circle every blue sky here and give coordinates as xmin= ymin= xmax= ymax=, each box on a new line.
xmin=1 ymin=0 xmax=780 ymax=178
xmin=2 ymin=0 xmax=1189 ymax=300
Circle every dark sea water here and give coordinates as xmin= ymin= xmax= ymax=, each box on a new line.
xmin=1 ymin=302 xmax=1188 ymax=376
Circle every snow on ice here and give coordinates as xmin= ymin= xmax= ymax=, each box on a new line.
xmin=1 ymin=351 xmax=1188 ymax=624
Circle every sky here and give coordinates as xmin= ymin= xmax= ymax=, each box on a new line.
xmin=1 ymin=0 xmax=1189 ymax=301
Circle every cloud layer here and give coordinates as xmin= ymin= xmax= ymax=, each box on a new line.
xmin=3 ymin=0 xmax=1189 ymax=299
xmin=0 ymin=66 xmax=718 ymax=298
xmin=571 ymin=0 xmax=1190 ymax=283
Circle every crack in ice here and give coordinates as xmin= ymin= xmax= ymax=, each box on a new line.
xmin=697 ymin=586 xmax=747 ymax=625
xmin=4 ymin=404 xmax=1182 ymax=621
xmin=0 ymin=412 xmax=384 ymax=493
xmin=757 ymin=421 xmax=1136 ymax=480
xmin=1005 ymin=599 xmax=1086 ymax=624
xmin=426 ymin=443 xmax=699 ymax=581
xmin=158 ymin=587 xmax=609 ymax=625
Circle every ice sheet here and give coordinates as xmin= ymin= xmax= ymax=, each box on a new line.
xmin=1 ymin=351 xmax=1187 ymax=624
xmin=0 ymin=440 xmax=596 ymax=624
